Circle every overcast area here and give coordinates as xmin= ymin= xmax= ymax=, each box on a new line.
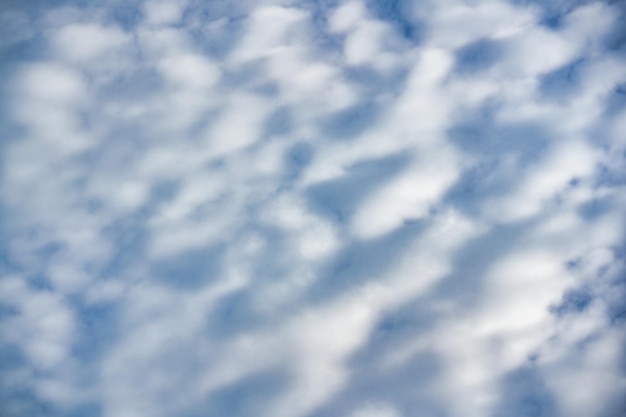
xmin=1 ymin=0 xmax=625 ymax=416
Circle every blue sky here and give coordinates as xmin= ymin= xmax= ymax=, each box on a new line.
xmin=0 ymin=0 xmax=625 ymax=416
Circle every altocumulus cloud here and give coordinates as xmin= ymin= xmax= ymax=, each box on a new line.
xmin=1 ymin=0 xmax=625 ymax=417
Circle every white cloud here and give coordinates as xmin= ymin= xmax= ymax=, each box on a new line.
xmin=143 ymin=0 xmax=188 ymax=26
xmin=205 ymin=93 xmax=274 ymax=158
xmin=53 ymin=23 xmax=131 ymax=63
xmin=561 ymin=2 xmax=617 ymax=53
xmin=500 ymin=26 xmax=579 ymax=77
xmin=485 ymin=140 xmax=599 ymax=222
xmin=343 ymin=21 xmax=394 ymax=67
xmin=427 ymin=1 xmax=536 ymax=48
xmin=350 ymin=403 xmax=399 ymax=417
xmin=2 ymin=0 xmax=625 ymax=416
xmin=329 ymin=1 xmax=367 ymax=34
xmin=329 ymin=1 xmax=404 ymax=72
xmin=352 ymin=147 xmax=459 ymax=239
xmin=15 ymin=62 xmax=86 ymax=105
xmin=1 ymin=279 xmax=76 ymax=371
xmin=158 ymin=52 xmax=220 ymax=89
xmin=230 ymin=5 xmax=308 ymax=63
xmin=543 ymin=329 xmax=626 ymax=417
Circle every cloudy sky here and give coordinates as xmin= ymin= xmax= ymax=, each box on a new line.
xmin=1 ymin=0 xmax=625 ymax=416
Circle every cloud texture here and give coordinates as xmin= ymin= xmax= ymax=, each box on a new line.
xmin=1 ymin=0 xmax=625 ymax=416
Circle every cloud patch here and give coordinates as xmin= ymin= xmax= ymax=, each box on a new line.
xmin=1 ymin=1 xmax=625 ymax=417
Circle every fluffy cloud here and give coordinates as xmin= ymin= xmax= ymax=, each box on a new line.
xmin=1 ymin=0 xmax=624 ymax=417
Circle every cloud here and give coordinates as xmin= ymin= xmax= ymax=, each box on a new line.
xmin=1 ymin=0 xmax=625 ymax=417
xmin=143 ymin=0 xmax=188 ymax=26
xmin=53 ymin=23 xmax=131 ymax=63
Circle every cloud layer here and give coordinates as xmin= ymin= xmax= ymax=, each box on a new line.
xmin=1 ymin=1 xmax=625 ymax=417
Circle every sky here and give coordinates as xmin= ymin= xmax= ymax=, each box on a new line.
xmin=0 ymin=0 xmax=625 ymax=416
